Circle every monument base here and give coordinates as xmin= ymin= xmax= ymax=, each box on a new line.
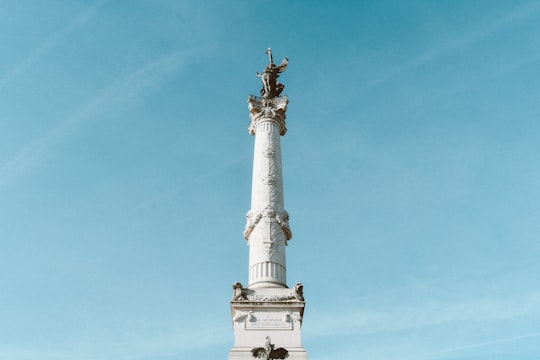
xmin=229 ymin=285 xmax=308 ymax=359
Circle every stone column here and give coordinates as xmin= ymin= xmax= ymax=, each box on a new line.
xmin=230 ymin=52 xmax=307 ymax=360
xmin=244 ymin=95 xmax=292 ymax=289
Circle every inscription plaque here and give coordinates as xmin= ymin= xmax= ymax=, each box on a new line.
xmin=245 ymin=312 xmax=292 ymax=330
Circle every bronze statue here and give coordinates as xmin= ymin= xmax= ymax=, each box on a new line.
xmin=257 ymin=48 xmax=288 ymax=98
xmin=232 ymin=282 xmax=246 ymax=301
xmin=251 ymin=336 xmax=289 ymax=359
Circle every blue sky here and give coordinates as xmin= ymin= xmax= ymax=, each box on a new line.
xmin=1 ymin=1 xmax=540 ymax=359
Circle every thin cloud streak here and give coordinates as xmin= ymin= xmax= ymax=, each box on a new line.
xmin=0 ymin=47 xmax=206 ymax=189
xmin=360 ymin=1 xmax=540 ymax=94
xmin=0 ymin=0 xmax=105 ymax=90
xmin=304 ymin=275 xmax=540 ymax=359
xmin=400 ymin=331 xmax=540 ymax=360
xmin=131 ymin=153 xmax=249 ymax=212
xmin=0 ymin=322 xmax=230 ymax=360
xmin=309 ymin=332 xmax=540 ymax=360
xmin=0 ymin=352 xmax=72 ymax=360
xmin=305 ymin=288 xmax=540 ymax=339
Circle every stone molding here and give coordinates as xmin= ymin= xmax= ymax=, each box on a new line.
xmin=231 ymin=282 xmax=304 ymax=302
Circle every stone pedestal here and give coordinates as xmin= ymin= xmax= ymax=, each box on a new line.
xmin=228 ymin=286 xmax=308 ymax=360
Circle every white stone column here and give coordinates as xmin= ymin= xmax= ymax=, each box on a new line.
xmin=244 ymin=96 xmax=292 ymax=289
xmin=229 ymin=92 xmax=307 ymax=360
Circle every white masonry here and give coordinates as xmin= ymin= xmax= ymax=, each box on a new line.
xmin=244 ymin=95 xmax=291 ymax=289
xmin=228 ymin=61 xmax=308 ymax=358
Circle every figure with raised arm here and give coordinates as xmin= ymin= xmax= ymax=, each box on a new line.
xmin=256 ymin=48 xmax=288 ymax=98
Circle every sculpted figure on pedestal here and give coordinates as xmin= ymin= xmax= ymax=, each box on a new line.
xmin=294 ymin=282 xmax=304 ymax=301
xmin=232 ymin=282 xmax=247 ymax=301
xmin=251 ymin=336 xmax=289 ymax=359
xmin=256 ymin=48 xmax=288 ymax=98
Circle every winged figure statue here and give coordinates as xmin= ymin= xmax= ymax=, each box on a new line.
xmin=251 ymin=336 xmax=289 ymax=359
xmin=256 ymin=48 xmax=288 ymax=98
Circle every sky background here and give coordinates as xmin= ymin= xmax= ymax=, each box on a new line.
xmin=1 ymin=1 xmax=540 ymax=359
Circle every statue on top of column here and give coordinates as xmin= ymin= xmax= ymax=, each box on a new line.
xmin=256 ymin=48 xmax=288 ymax=98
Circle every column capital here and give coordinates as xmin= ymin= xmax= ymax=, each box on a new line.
xmin=247 ymin=95 xmax=289 ymax=136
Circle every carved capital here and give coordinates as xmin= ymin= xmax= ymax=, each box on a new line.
xmin=247 ymin=95 xmax=288 ymax=136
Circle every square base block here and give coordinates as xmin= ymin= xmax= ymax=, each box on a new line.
xmin=229 ymin=287 xmax=307 ymax=359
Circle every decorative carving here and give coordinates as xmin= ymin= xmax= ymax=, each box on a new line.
xmin=233 ymin=310 xmax=253 ymax=322
xmin=232 ymin=282 xmax=247 ymax=301
xmin=245 ymin=287 xmax=303 ymax=302
xmin=243 ymin=206 xmax=292 ymax=242
xmin=262 ymin=175 xmax=277 ymax=185
xmin=246 ymin=294 xmax=289 ymax=302
xmin=243 ymin=210 xmax=263 ymax=239
xmin=283 ymin=311 xmax=302 ymax=323
xmin=263 ymin=146 xmax=276 ymax=158
xmin=262 ymin=205 xmax=276 ymax=218
xmin=282 ymin=312 xmax=291 ymax=322
xmin=275 ymin=211 xmax=292 ymax=241
xmin=248 ymin=96 xmax=288 ymax=136
xmin=251 ymin=336 xmax=289 ymax=359
xmin=266 ymin=239 xmax=277 ymax=261
xmin=294 ymin=282 xmax=304 ymax=301
xmin=256 ymin=48 xmax=288 ymax=99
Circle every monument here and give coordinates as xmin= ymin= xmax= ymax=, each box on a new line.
xmin=228 ymin=49 xmax=308 ymax=360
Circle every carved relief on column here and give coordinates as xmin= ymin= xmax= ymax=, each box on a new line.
xmin=264 ymin=144 xmax=283 ymax=206
xmin=247 ymin=96 xmax=288 ymax=136
xmin=243 ymin=206 xmax=292 ymax=243
xmin=263 ymin=145 xmax=277 ymax=158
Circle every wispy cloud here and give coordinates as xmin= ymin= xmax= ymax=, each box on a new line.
xmin=0 ymin=0 xmax=105 ymax=90
xmin=307 ymin=288 xmax=540 ymax=339
xmin=0 ymin=46 xmax=208 ymax=189
xmin=0 ymin=350 xmax=73 ymax=360
xmin=400 ymin=331 xmax=540 ymax=360
xmin=310 ymin=330 xmax=540 ymax=360
xmin=0 ymin=321 xmax=230 ymax=360
xmin=360 ymin=1 xmax=540 ymax=93
xmin=304 ymin=276 xmax=540 ymax=360
xmin=130 ymin=153 xmax=249 ymax=212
